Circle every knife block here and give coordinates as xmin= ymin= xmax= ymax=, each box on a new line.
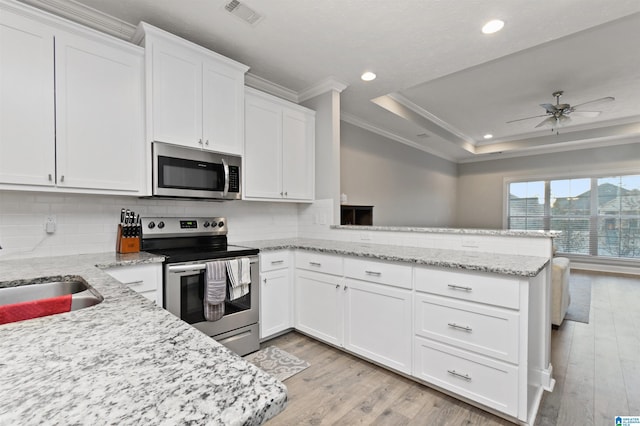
xmin=116 ymin=225 xmax=140 ymax=254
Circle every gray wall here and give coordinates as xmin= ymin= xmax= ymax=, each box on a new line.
xmin=340 ymin=121 xmax=458 ymax=226
xmin=456 ymin=142 xmax=640 ymax=228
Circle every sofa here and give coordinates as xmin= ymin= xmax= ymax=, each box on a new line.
xmin=551 ymin=257 xmax=571 ymax=326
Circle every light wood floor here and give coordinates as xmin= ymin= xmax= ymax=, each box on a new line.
xmin=263 ymin=271 xmax=640 ymax=425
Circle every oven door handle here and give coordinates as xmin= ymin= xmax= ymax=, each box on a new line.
xmin=167 ymin=264 xmax=207 ymax=273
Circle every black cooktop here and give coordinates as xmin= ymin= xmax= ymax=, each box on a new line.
xmin=147 ymin=245 xmax=259 ymax=264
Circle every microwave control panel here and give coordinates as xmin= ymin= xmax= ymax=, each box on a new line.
xmin=228 ymin=166 xmax=240 ymax=193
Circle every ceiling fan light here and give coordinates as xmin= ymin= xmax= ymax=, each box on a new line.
xmin=482 ymin=19 xmax=504 ymax=34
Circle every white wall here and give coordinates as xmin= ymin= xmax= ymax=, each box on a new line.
xmin=340 ymin=121 xmax=458 ymax=227
xmin=0 ymin=190 xmax=299 ymax=259
xmin=456 ymin=142 xmax=640 ymax=228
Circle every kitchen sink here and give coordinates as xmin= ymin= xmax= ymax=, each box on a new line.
xmin=0 ymin=276 xmax=103 ymax=311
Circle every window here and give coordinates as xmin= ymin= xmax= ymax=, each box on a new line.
xmin=507 ymin=174 xmax=640 ymax=260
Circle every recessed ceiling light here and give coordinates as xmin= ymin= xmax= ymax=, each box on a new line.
xmin=482 ymin=19 xmax=504 ymax=34
xmin=361 ymin=71 xmax=376 ymax=82
xmin=483 ymin=134 xmax=493 ymax=139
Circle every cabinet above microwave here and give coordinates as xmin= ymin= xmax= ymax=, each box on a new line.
xmin=133 ymin=22 xmax=249 ymax=157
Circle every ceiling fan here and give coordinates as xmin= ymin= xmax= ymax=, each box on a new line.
xmin=506 ymin=90 xmax=615 ymax=133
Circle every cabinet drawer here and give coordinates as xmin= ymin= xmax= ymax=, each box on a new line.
xmin=295 ymin=251 xmax=343 ymax=276
xmin=413 ymin=337 xmax=518 ymax=417
xmin=415 ymin=294 xmax=519 ymax=363
xmin=344 ymin=257 xmax=412 ymax=289
xmin=104 ymin=263 xmax=160 ymax=294
xmin=414 ymin=267 xmax=520 ymax=309
xmin=260 ymin=250 xmax=291 ymax=272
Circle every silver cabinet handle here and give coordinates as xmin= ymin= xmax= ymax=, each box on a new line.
xmin=344 ymin=285 xmax=348 ymax=291
xmin=271 ymin=260 xmax=284 ymax=265
xmin=365 ymin=270 xmax=381 ymax=276
xmin=448 ymin=284 xmax=472 ymax=291
xmin=447 ymin=370 xmax=471 ymax=381
xmin=48 ymin=174 xmax=52 ymax=181
xmin=263 ymin=278 xmax=267 ymax=284
xmin=284 ymin=192 xmax=288 ymax=196
xmin=198 ymin=139 xmax=203 ymax=145
xmin=205 ymin=140 xmax=209 ymax=146
xmin=335 ymin=284 xmax=340 ymax=289
xmin=126 ymin=280 xmax=144 ymax=287
xmin=309 ymin=262 xmax=321 ymax=267
xmin=280 ymin=192 xmax=284 ymax=197
xmin=448 ymin=323 xmax=472 ymax=332
xmin=60 ymin=175 xmax=64 ymax=182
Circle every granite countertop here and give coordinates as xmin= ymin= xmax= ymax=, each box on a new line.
xmin=331 ymin=225 xmax=560 ymax=238
xmin=238 ymin=238 xmax=549 ymax=277
xmin=0 ymin=252 xmax=287 ymax=425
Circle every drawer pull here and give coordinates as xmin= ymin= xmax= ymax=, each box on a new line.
xmin=365 ymin=270 xmax=381 ymax=276
xmin=448 ymin=322 xmax=473 ymax=332
xmin=309 ymin=262 xmax=322 ymax=267
xmin=270 ymin=260 xmax=284 ymax=265
xmin=126 ymin=280 xmax=144 ymax=287
xmin=448 ymin=284 xmax=473 ymax=292
xmin=447 ymin=369 xmax=472 ymax=381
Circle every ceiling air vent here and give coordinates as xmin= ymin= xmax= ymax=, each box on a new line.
xmin=225 ymin=0 xmax=263 ymax=26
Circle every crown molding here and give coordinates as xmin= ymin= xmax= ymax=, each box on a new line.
xmin=244 ymin=73 xmax=299 ymax=103
xmin=17 ymin=0 xmax=136 ymax=40
xmin=341 ymin=112 xmax=456 ymax=162
xmin=298 ymin=77 xmax=348 ymax=103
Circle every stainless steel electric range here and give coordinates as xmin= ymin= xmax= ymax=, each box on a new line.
xmin=141 ymin=216 xmax=259 ymax=356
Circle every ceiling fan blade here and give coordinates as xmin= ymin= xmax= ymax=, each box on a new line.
xmin=540 ymin=103 xmax=558 ymax=114
xmin=570 ymin=110 xmax=601 ymax=118
xmin=571 ymin=96 xmax=615 ymax=110
xmin=506 ymin=113 xmax=549 ymax=124
xmin=535 ymin=116 xmax=556 ymax=128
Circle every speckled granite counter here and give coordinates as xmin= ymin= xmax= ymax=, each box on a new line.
xmin=332 ymin=225 xmax=560 ymax=238
xmin=239 ymin=238 xmax=549 ymax=277
xmin=0 ymin=252 xmax=287 ymax=425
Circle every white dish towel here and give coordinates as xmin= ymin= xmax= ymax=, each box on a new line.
xmin=226 ymin=258 xmax=251 ymax=300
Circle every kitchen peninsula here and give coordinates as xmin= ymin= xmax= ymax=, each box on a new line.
xmin=242 ymin=227 xmax=555 ymax=425
xmin=0 ymin=253 xmax=287 ymax=425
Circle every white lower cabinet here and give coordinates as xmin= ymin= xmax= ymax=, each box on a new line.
xmin=413 ymin=336 xmax=519 ymax=417
xmin=103 ymin=263 xmax=162 ymax=305
xmin=294 ymin=269 xmax=343 ymax=346
xmin=259 ymin=250 xmax=293 ymax=339
xmin=343 ymin=278 xmax=412 ymax=373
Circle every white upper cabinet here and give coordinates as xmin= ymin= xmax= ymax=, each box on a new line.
xmin=0 ymin=9 xmax=55 ymax=187
xmin=54 ymin=31 xmax=144 ymax=192
xmin=135 ymin=22 xmax=248 ymax=156
xmin=244 ymin=87 xmax=315 ymax=202
xmin=0 ymin=2 xmax=145 ymax=195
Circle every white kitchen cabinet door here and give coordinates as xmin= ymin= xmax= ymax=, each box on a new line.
xmin=343 ymin=278 xmax=413 ymax=374
xmin=0 ymin=10 xmax=55 ymax=187
xmin=295 ymin=269 xmax=343 ymax=347
xmin=260 ymin=267 xmax=292 ymax=339
xmin=244 ymin=94 xmax=282 ymax=199
xmin=103 ymin=263 xmax=163 ymax=306
xmin=282 ymin=108 xmax=314 ymax=200
xmin=55 ymin=32 xmax=144 ymax=192
xmin=202 ymin=58 xmax=244 ymax=155
xmin=150 ymin=41 xmax=202 ymax=149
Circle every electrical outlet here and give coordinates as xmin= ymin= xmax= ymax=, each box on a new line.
xmin=45 ymin=215 xmax=57 ymax=234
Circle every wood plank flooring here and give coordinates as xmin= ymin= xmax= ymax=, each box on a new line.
xmin=262 ymin=271 xmax=640 ymax=426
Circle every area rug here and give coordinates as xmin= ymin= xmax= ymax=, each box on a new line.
xmin=564 ymin=275 xmax=592 ymax=324
xmin=244 ymin=346 xmax=310 ymax=381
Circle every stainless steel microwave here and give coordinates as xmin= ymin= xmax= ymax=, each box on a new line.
xmin=152 ymin=142 xmax=241 ymax=200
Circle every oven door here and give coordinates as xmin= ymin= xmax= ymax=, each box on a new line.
xmin=164 ymin=256 xmax=259 ymax=338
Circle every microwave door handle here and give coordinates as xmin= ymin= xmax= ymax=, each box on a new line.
xmin=222 ymin=158 xmax=229 ymax=196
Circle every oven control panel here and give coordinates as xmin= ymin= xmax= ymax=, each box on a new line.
xmin=141 ymin=217 xmax=227 ymax=238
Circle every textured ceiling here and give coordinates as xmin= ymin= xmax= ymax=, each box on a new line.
xmin=32 ymin=0 xmax=640 ymax=162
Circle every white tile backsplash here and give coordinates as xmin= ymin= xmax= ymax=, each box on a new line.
xmin=0 ymin=190 xmax=299 ymax=259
